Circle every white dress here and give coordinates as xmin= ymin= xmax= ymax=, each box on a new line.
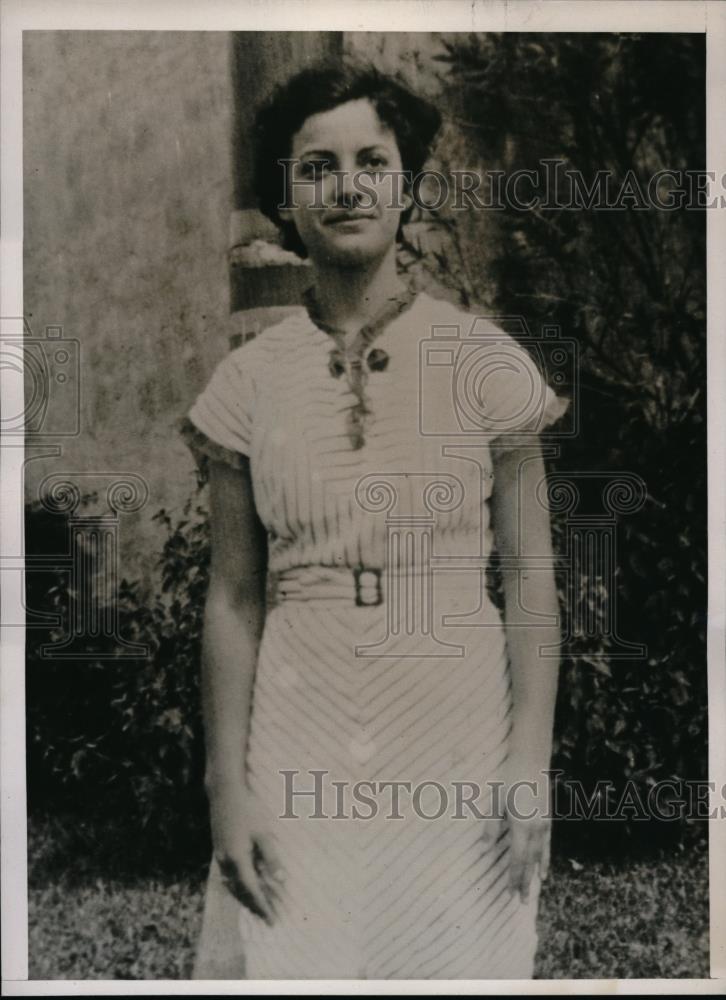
xmin=181 ymin=287 xmax=569 ymax=979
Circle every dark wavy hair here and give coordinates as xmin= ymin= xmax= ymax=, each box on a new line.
xmin=252 ymin=58 xmax=442 ymax=258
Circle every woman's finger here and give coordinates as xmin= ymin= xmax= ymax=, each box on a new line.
xmin=519 ymin=822 xmax=549 ymax=901
xmin=508 ymin=854 xmax=524 ymax=900
xmin=253 ymin=837 xmax=285 ymax=905
xmin=217 ymin=853 xmax=273 ymax=925
xmin=506 ymin=814 xmax=530 ymax=899
xmin=254 ymin=834 xmax=285 ymax=882
xmin=519 ymin=860 xmax=536 ymax=904
xmin=241 ymin=855 xmax=276 ymax=921
xmin=507 ymin=832 xmax=529 ymax=899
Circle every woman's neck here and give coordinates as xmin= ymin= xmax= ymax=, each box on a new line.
xmin=309 ymin=246 xmax=408 ymax=337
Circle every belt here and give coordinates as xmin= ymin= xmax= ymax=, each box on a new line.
xmin=271 ymin=564 xmax=486 ymax=610
xmin=274 ymin=565 xmax=401 ymax=607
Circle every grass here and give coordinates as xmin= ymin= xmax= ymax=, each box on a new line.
xmin=29 ymin=874 xmax=203 ymax=980
xmin=27 ymin=818 xmax=710 ymax=980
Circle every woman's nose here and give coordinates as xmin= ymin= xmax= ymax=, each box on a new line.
xmin=335 ymin=168 xmax=358 ymax=205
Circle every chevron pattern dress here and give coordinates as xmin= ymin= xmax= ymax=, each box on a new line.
xmin=180 ymin=286 xmax=569 ymax=979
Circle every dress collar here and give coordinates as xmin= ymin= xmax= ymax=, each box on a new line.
xmin=299 ymin=281 xmax=419 ymax=451
xmin=300 ymin=281 xmax=419 ymax=353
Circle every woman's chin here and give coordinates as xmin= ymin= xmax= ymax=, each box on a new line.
xmin=315 ymin=235 xmax=393 ymax=268
xmin=293 ymin=221 xmax=391 ymax=264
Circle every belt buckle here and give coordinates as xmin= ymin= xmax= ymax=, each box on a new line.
xmin=353 ymin=566 xmax=383 ymax=607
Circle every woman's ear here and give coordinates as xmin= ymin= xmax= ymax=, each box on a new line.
xmin=278 ymin=206 xmax=293 ymax=223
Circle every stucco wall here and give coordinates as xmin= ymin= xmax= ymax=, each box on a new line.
xmin=24 ymin=31 xmax=234 ymax=582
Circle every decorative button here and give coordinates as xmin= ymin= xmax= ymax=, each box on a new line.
xmin=366 ymin=348 xmax=389 ymax=372
xmin=328 ymin=350 xmax=346 ymax=378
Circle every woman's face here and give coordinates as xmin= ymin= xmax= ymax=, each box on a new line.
xmin=279 ymin=98 xmax=410 ymax=267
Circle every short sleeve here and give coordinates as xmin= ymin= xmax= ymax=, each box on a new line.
xmin=178 ymin=348 xmax=256 ymax=483
xmin=480 ymin=333 xmax=570 ymax=452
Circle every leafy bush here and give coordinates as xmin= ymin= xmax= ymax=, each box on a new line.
xmin=26 ymin=493 xmax=212 ymax=870
xmin=419 ymin=32 xmax=707 ymax=853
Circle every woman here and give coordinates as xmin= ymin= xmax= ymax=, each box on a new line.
xmin=180 ymin=59 xmax=569 ymax=979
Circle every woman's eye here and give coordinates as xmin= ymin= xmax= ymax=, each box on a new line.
xmin=299 ymin=159 xmax=330 ymax=179
xmin=362 ymin=156 xmax=387 ymax=172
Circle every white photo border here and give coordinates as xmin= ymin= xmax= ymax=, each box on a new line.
xmin=1 ymin=0 xmax=724 ymax=993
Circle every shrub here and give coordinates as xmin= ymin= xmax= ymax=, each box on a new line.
xmin=25 ymin=492 xmax=212 ymax=871
xmin=422 ymin=32 xmax=707 ymax=853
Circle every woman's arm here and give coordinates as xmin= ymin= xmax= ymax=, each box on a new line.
xmin=203 ymin=456 xmax=266 ymax=789
xmin=202 ymin=456 xmax=279 ymax=922
xmin=490 ymin=442 xmax=561 ymax=900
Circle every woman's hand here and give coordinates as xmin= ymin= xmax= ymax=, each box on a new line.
xmin=500 ymin=764 xmax=552 ymax=904
xmin=506 ymin=810 xmax=551 ymax=904
xmin=208 ymin=777 xmax=284 ymax=925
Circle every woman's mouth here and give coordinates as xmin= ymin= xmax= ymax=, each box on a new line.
xmin=324 ymin=212 xmax=375 ymax=226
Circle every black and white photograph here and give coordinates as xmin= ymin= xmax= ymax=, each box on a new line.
xmin=1 ymin=0 xmax=725 ymax=991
